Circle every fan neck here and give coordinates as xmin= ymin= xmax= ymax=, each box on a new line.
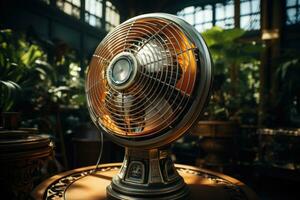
xmin=107 ymin=147 xmax=189 ymax=199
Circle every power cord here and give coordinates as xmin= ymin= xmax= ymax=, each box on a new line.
xmin=63 ymin=130 xmax=103 ymax=200
xmin=93 ymin=130 xmax=104 ymax=173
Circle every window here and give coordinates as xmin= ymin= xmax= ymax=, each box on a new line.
xmin=105 ymin=1 xmax=120 ymax=31
xmin=177 ymin=6 xmax=195 ymax=25
xmin=85 ymin=0 xmax=103 ymax=28
xmin=56 ymin=0 xmax=81 ymax=19
xmin=177 ymin=5 xmax=213 ymax=32
xmin=286 ymin=0 xmax=300 ymax=25
xmin=215 ymin=0 xmax=234 ymax=29
xmin=195 ymin=6 xmax=213 ymax=32
xmin=240 ymin=0 xmax=260 ymax=30
xmin=40 ymin=0 xmax=50 ymax=4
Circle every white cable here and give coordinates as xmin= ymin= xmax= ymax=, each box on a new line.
xmin=63 ymin=131 xmax=103 ymax=200
xmin=92 ymin=130 xmax=104 ymax=173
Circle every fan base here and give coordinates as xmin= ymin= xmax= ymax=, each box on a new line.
xmin=106 ymin=148 xmax=190 ymax=200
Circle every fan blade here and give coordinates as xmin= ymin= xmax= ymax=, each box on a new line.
xmin=143 ymin=95 xmax=174 ymax=132
xmin=105 ymin=90 xmax=145 ymax=134
xmin=137 ymin=40 xmax=182 ymax=85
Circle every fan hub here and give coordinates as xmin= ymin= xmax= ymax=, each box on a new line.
xmin=107 ymin=52 xmax=138 ymax=90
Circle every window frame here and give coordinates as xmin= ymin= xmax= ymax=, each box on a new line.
xmin=240 ymin=0 xmax=261 ymax=30
xmin=286 ymin=0 xmax=300 ymax=25
xmin=177 ymin=0 xmax=262 ymax=32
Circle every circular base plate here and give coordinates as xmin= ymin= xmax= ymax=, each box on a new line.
xmin=32 ymin=163 xmax=258 ymax=200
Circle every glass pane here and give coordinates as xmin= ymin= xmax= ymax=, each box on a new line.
xmin=96 ymin=17 xmax=101 ymax=28
xmin=177 ymin=15 xmax=184 ymax=20
xmin=90 ymin=2 xmax=96 ymax=14
xmin=216 ymin=20 xmax=225 ymax=28
xmin=57 ymin=0 xmax=64 ymax=9
xmin=287 ymin=0 xmax=297 ymax=7
xmin=241 ymin=1 xmax=251 ymax=15
xmin=64 ymin=2 xmax=72 ymax=15
xmin=41 ymin=0 xmax=50 ymax=4
xmin=195 ymin=24 xmax=203 ymax=32
xmin=106 ymin=6 xmax=111 ymax=22
xmin=250 ymin=14 xmax=260 ymax=29
xmin=72 ymin=0 xmax=80 ymax=7
xmin=116 ymin=14 xmax=120 ymax=25
xmin=216 ymin=3 xmax=225 ymax=20
xmin=96 ymin=1 xmax=102 ymax=17
xmin=85 ymin=0 xmax=90 ymax=11
xmin=106 ymin=23 xmax=111 ymax=31
xmin=90 ymin=15 xmax=96 ymax=26
xmin=287 ymin=8 xmax=297 ymax=24
xmin=203 ymin=5 xmax=213 ymax=22
xmin=183 ymin=6 xmax=194 ymax=14
xmin=225 ymin=18 xmax=234 ymax=28
xmin=106 ymin=1 xmax=112 ymax=7
xmin=111 ymin=11 xmax=116 ymax=26
xmin=251 ymin=0 xmax=260 ymax=13
xmin=241 ymin=15 xmax=250 ymax=30
xmin=203 ymin=22 xmax=212 ymax=30
xmin=226 ymin=4 xmax=234 ymax=18
xmin=184 ymin=14 xmax=194 ymax=25
xmin=85 ymin=13 xmax=89 ymax=22
xmin=195 ymin=8 xmax=203 ymax=24
xmin=177 ymin=10 xmax=183 ymax=16
xmin=73 ymin=7 xmax=80 ymax=18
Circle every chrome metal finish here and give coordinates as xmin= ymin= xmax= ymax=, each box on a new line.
xmin=106 ymin=148 xmax=189 ymax=200
xmin=106 ymin=52 xmax=138 ymax=90
xmin=86 ymin=13 xmax=213 ymax=148
xmin=85 ymin=13 xmax=214 ymax=200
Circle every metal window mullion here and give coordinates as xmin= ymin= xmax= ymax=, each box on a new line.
xmin=102 ymin=0 xmax=106 ymax=30
xmin=80 ymin=0 xmax=85 ymax=22
xmin=234 ymin=0 xmax=241 ymax=28
xmin=212 ymin=4 xmax=216 ymax=26
xmin=193 ymin=7 xmax=196 ymax=26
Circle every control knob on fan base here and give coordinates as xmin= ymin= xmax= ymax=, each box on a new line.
xmin=107 ymin=148 xmax=189 ymax=200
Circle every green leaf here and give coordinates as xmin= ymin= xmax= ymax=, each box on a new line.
xmin=0 ymin=80 xmax=21 ymax=111
xmin=21 ymin=45 xmax=43 ymax=66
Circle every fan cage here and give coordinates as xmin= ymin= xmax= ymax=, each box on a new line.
xmin=86 ymin=14 xmax=211 ymax=146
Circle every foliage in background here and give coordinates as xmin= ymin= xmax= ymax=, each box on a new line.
xmin=0 ymin=29 xmax=53 ymax=112
xmin=0 ymin=29 xmax=88 ymax=138
xmin=202 ymin=27 xmax=262 ymax=124
xmin=49 ymin=52 xmax=86 ymax=109
xmin=276 ymin=51 xmax=300 ymax=126
xmin=0 ymin=29 xmax=86 ymax=113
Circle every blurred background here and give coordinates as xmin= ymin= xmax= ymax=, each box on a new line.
xmin=0 ymin=0 xmax=299 ymax=199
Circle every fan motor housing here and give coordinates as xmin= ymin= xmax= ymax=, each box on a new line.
xmin=107 ymin=52 xmax=138 ymax=90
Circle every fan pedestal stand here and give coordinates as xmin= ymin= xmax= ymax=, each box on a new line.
xmin=107 ymin=148 xmax=190 ymax=200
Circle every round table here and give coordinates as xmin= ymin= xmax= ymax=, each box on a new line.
xmin=32 ymin=163 xmax=258 ymax=200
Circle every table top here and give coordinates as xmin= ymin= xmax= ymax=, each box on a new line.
xmin=32 ymin=163 xmax=258 ymax=200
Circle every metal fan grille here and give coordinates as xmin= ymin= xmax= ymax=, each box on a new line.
xmin=86 ymin=17 xmax=198 ymax=137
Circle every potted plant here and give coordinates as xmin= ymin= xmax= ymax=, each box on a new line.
xmin=0 ymin=29 xmax=55 ymax=199
xmin=0 ymin=29 xmax=55 ymax=117
xmin=190 ymin=27 xmax=262 ymax=169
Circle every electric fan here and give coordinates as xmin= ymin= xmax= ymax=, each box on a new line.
xmin=86 ymin=13 xmax=213 ymax=200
